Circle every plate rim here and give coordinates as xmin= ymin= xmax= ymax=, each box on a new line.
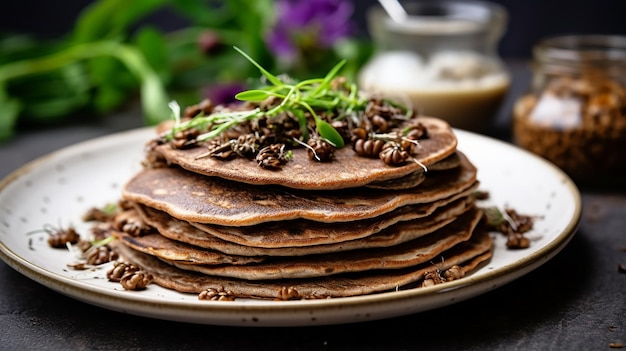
xmin=0 ymin=127 xmax=582 ymax=326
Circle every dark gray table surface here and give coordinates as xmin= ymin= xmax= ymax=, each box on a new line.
xmin=0 ymin=62 xmax=624 ymax=351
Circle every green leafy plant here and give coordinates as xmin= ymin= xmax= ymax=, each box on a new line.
xmin=0 ymin=0 xmax=372 ymax=141
xmin=0 ymin=41 xmax=170 ymax=139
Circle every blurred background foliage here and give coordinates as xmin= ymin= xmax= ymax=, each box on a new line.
xmin=0 ymin=0 xmax=373 ymax=140
xmin=2 ymin=0 xmax=625 ymax=141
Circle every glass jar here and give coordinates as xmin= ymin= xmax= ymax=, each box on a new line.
xmin=358 ymin=0 xmax=510 ymax=133
xmin=513 ymin=35 xmax=626 ymax=184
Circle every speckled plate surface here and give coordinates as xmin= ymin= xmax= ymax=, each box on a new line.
xmin=0 ymin=128 xmax=581 ymax=326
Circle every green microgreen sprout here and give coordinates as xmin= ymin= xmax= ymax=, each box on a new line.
xmin=67 ymin=234 xmax=116 ymax=262
xmin=482 ymin=206 xmax=519 ymax=231
xmin=482 ymin=206 xmax=504 ymax=227
xmin=99 ymin=203 xmax=119 ymax=217
xmin=166 ymin=47 xmax=370 ymax=149
xmin=169 ymin=100 xmax=182 ymax=126
xmin=284 ymin=149 xmax=294 ymax=161
xmin=91 ymin=235 xmax=115 ymax=248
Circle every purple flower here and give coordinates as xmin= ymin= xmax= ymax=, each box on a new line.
xmin=267 ymin=0 xmax=354 ymax=61
xmin=203 ymin=82 xmax=246 ymax=106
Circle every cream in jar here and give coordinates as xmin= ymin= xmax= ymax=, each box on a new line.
xmin=358 ymin=1 xmax=510 ymax=132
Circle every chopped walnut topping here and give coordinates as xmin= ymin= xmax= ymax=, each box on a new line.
xmin=364 ymin=98 xmax=407 ymax=126
xmin=371 ymin=114 xmax=390 ymax=132
xmin=90 ymin=222 xmax=112 ymax=241
xmin=405 ymin=121 xmax=428 ymax=140
xmin=276 ymin=286 xmax=300 ymax=300
xmin=307 ymin=136 xmax=335 ymax=162
xmin=184 ymin=98 xmax=214 ymax=118
xmin=107 ymin=261 xmax=140 ymax=282
xmin=161 ymin=95 xmax=421 ymax=168
xmin=506 ymin=233 xmax=531 ymax=250
xmin=353 ymin=138 xmax=385 ymax=158
xmin=379 ymin=142 xmax=410 ymax=166
xmin=86 ymin=245 xmax=118 ymax=266
xmin=120 ymin=271 xmax=153 ymax=291
xmin=82 ymin=207 xmax=114 ymax=222
xmin=232 ymin=133 xmax=263 ymax=159
xmin=443 ymin=265 xmax=465 ymax=281
xmin=421 ymin=270 xmax=446 ymax=287
xmin=200 ymin=137 xmax=235 ymax=160
xmin=482 ymin=206 xmax=536 ymax=250
xmin=256 ymin=143 xmax=290 ymax=169
xmin=502 ymin=208 xmax=534 ymax=234
xmin=46 ymin=225 xmax=80 ymax=249
xmin=198 ymin=286 xmax=235 ymax=301
xmin=117 ymin=199 xmax=135 ymax=211
xmin=113 ymin=210 xmax=150 ymax=236
xmin=421 ymin=265 xmax=465 ymax=287
xmin=143 ymin=139 xmax=169 ymax=169
xmin=170 ymin=128 xmax=202 ymax=150
xmin=66 ymin=262 xmax=88 ymax=270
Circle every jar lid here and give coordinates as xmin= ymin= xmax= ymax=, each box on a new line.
xmin=372 ymin=0 xmax=507 ymax=35
xmin=535 ymin=35 xmax=626 ymax=64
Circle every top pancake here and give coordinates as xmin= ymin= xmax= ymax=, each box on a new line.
xmin=153 ymin=116 xmax=457 ymax=190
xmin=122 ymin=152 xmax=477 ymax=226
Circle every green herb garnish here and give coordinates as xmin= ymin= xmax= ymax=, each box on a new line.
xmin=482 ymin=206 xmax=506 ymax=227
xmin=102 ymin=203 xmax=118 ymax=216
xmin=482 ymin=206 xmax=519 ymax=231
xmin=168 ymin=47 xmax=369 ymax=148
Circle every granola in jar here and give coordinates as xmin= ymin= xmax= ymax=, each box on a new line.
xmin=513 ymin=35 xmax=626 ymax=183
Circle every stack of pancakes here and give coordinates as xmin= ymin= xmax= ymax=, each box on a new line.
xmin=111 ymin=116 xmax=492 ymax=300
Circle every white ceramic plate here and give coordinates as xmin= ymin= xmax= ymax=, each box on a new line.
xmin=0 ymin=128 xmax=581 ymax=326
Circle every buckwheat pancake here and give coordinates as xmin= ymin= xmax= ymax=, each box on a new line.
xmin=110 ymin=231 xmax=265 ymax=265
xmin=154 ymin=208 xmax=480 ymax=280
xmin=365 ymin=170 xmax=427 ymax=190
xmin=185 ymin=192 xmax=476 ymax=249
xmin=84 ymin=62 xmax=502 ymax=302
xmin=131 ymin=197 xmax=472 ymax=258
xmin=365 ymin=152 xmax=462 ymax=190
xmin=424 ymin=151 xmax=461 ymax=171
xmin=122 ymin=152 xmax=477 ymax=226
xmin=110 ymin=229 xmax=492 ymax=299
xmin=153 ymin=117 xmax=457 ymax=190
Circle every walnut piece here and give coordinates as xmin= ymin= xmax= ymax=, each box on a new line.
xmin=107 ymin=261 xmax=140 ymax=282
xmin=276 ymin=286 xmax=300 ymax=300
xmin=120 ymin=271 xmax=153 ymax=291
xmin=198 ymin=286 xmax=235 ymax=301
